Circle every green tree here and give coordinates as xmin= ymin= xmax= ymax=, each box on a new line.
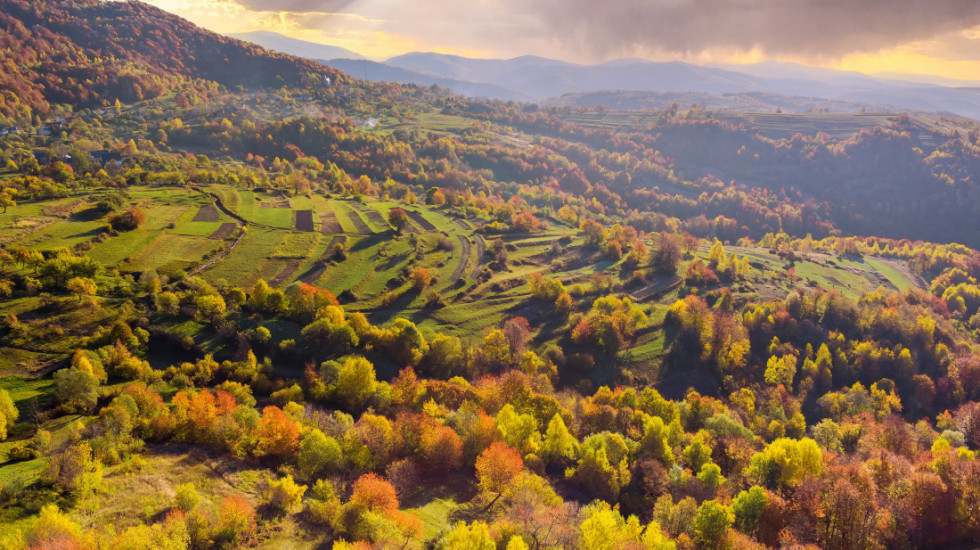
xmin=682 ymin=431 xmax=712 ymax=472
xmin=0 ymin=188 xmax=15 ymax=213
xmin=542 ymin=414 xmax=579 ymax=465
xmin=696 ymin=463 xmax=726 ymax=491
xmin=442 ymin=521 xmax=494 ymax=550
xmin=54 ymin=367 xmax=99 ymax=411
xmin=194 ymin=294 xmax=226 ymax=324
xmin=731 ymin=486 xmax=766 ymax=536
xmin=0 ymin=389 xmax=18 ymax=440
xmin=298 ymin=429 xmax=342 ymax=479
xmin=335 ymin=357 xmax=377 ymax=410
xmin=638 ymin=416 xmax=674 ymax=467
xmin=692 ymin=499 xmax=732 ymax=550
xmin=748 ymin=437 xmax=823 ymax=489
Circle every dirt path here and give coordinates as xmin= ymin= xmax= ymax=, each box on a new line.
xmin=189 ymin=226 xmax=244 ymax=276
xmin=471 ymin=235 xmax=486 ymax=278
xmin=451 ymin=235 xmax=471 ymax=282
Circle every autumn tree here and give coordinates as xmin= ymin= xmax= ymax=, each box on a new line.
xmin=389 ymin=207 xmax=408 ymax=233
xmin=66 ymin=277 xmax=97 ymax=303
xmin=475 ymin=442 xmax=524 ymax=509
xmin=256 ymin=406 xmax=299 ymax=459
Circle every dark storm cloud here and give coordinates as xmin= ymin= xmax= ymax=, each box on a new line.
xmin=533 ymin=0 xmax=980 ymax=57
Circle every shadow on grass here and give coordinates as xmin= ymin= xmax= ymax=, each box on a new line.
xmin=368 ymin=288 xmax=420 ymax=326
xmin=349 ymin=231 xmax=391 ymax=252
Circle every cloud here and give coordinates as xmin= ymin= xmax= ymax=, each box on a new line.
xmin=233 ymin=0 xmax=356 ymax=12
xmin=533 ymin=0 xmax=980 ymax=58
xmin=224 ymin=0 xmax=980 ymax=60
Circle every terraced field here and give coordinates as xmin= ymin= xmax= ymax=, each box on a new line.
xmin=0 ymin=186 xmax=924 ymax=357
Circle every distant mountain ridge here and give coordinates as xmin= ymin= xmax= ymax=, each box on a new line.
xmin=381 ymin=53 xmax=980 ymax=118
xmin=321 ymin=59 xmax=535 ymax=102
xmin=231 ymin=32 xmax=980 ymax=118
xmin=229 ymin=31 xmax=365 ymax=62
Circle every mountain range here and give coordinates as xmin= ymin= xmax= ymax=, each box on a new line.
xmin=238 ymin=31 xmax=980 ymax=118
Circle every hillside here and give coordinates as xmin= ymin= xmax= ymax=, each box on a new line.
xmin=0 ymin=0 xmax=345 ymax=121
xmin=3 ymin=2 xmax=980 ymax=550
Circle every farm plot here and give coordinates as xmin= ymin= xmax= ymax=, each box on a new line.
xmin=406 ymin=210 xmax=436 ymax=231
xmin=235 ymin=191 xmax=293 ymax=228
xmin=346 ymin=210 xmax=373 ymax=234
xmin=200 ymin=227 xmax=283 ymax=286
xmin=270 ymin=260 xmax=302 ymax=287
xmin=319 ymin=209 xmax=342 ymax=234
xmin=295 ymin=209 xmax=314 ymax=232
xmin=272 ymin=233 xmax=320 ymax=259
xmin=450 ymin=235 xmax=471 ymax=282
xmin=87 ymin=202 xmax=190 ymax=266
xmin=360 ymin=208 xmax=390 ymax=230
xmin=471 ymin=235 xmax=486 ymax=278
xmin=192 ymin=204 xmax=220 ymax=222
xmin=209 ymin=223 xmax=237 ymax=240
xmin=297 ymin=236 xmax=347 ymax=285
xmin=123 ymin=233 xmax=223 ymax=275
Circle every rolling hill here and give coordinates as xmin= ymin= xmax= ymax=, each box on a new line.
xmin=0 ymin=0 xmax=345 ymax=120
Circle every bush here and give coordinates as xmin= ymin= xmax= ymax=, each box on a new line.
xmin=261 ymin=474 xmax=307 ymax=514
xmin=107 ymin=206 xmax=146 ymax=231
xmin=174 ymin=482 xmax=201 ymax=512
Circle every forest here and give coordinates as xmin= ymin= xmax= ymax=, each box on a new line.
xmin=0 ymin=1 xmax=980 ymax=549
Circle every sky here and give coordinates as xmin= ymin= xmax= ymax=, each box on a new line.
xmin=144 ymin=0 xmax=980 ymax=82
